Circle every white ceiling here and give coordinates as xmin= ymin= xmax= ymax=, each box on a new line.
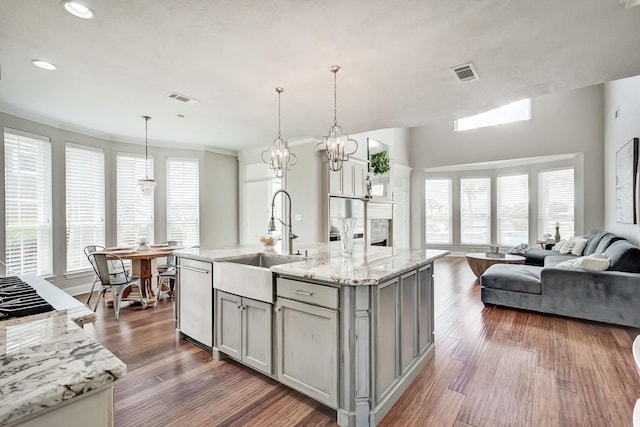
xmin=1 ymin=0 xmax=639 ymax=152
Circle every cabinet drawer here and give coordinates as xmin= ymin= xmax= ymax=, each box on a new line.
xmin=277 ymin=278 xmax=338 ymax=310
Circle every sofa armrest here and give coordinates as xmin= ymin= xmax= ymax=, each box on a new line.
xmin=539 ymin=267 xmax=640 ymax=327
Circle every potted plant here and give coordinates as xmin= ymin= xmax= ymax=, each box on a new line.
xmin=370 ymin=150 xmax=390 ymax=175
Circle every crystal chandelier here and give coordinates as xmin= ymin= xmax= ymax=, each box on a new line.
xmin=314 ymin=65 xmax=358 ymax=172
xmin=138 ymin=115 xmax=156 ymax=194
xmin=261 ymin=87 xmax=296 ymax=178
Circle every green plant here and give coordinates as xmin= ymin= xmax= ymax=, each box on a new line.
xmin=370 ymin=150 xmax=390 ymax=175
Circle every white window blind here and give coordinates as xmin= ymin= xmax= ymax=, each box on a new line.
xmin=425 ymin=179 xmax=452 ymax=244
xmin=497 ymin=174 xmax=529 ymax=246
xmin=117 ymin=153 xmax=154 ymax=247
xmin=166 ymin=158 xmax=200 ymax=247
xmin=66 ymin=143 xmax=105 ymax=272
xmin=539 ymin=168 xmax=574 ymax=239
xmin=4 ymin=130 xmax=53 ymax=276
xmin=460 ymin=177 xmax=491 ymax=245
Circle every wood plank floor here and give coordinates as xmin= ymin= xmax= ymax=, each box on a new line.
xmin=78 ymin=256 xmax=640 ymax=426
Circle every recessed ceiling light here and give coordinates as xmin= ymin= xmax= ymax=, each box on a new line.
xmin=32 ymin=60 xmax=57 ymax=70
xmin=61 ymin=1 xmax=94 ymax=19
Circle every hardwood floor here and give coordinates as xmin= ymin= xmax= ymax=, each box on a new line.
xmin=78 ymin=256 xmax=640 ymax=426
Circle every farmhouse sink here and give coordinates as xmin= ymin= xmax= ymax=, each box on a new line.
xmin=213 ymin=253 xmax=300 ymax=303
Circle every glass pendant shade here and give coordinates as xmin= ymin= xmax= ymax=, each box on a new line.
xmin=262 ymin=87 xmax=296 ymax=178
xmin=315 ymin=65 xmax=358 ymax=172
xmin=137 ymin=115 xmax=156 ymax=194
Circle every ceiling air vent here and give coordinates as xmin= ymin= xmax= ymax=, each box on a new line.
xmin=168 ymin=92 xmax=199 ymax=104
xmin=452 ymin=63 xmax=479 ymax=83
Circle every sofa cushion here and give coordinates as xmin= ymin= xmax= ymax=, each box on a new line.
xmin=523 ymin=248 xmax=557 ymax=267
xmin=544 ymin=254 xmax=577 ymax=267
xmin=480 ymin=264 xmax=542 ymax=294
xmin=584 ymin=230 xmax=607 ymax=255
xmin=604 ymin=240 xmax=640 ymax=273
xmin=594 ymin=233 xmax=625 ymax=254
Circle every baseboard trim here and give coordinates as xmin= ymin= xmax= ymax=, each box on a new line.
xmin=64 ymin=282 xmax=95 ymax=297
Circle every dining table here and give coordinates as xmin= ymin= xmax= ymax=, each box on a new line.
xmin=99 ymin=244 xmax=180 ymax=306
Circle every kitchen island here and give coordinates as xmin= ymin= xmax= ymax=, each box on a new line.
xmin=174 ymin=243 xmax=448 ymax=427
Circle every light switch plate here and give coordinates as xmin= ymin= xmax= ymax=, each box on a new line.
xmin=294 ymin=214 xmax=302 ymax=221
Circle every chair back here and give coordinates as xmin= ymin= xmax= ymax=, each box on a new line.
xmin=89 ymin=253 xmax=127 ymax=286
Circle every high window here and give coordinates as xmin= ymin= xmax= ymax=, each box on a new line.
xmin=539 ymin=168 xmax=575 ymax=239
xmin=425 ymin=179 xmax=452 ymax=244
xmin=460 ymin=177 xmax=491 ymax=245
xmin=65 ymin=143 xmax=105 ymax=272
xmin=497 ymin=174 xmax=529 ymax=246
xmin=117 ymin=153 xmax=154 ymax=246
xmin=166 ymin=158 xmax=200 ymax=247
xmin=4 ymin=130 xmax=53 ymax=276
xmin=454 ymin=99 xmax=531 ymax=132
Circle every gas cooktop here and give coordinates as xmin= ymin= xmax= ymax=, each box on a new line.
xmin=0 ymin=276 xmax=55 ymax=320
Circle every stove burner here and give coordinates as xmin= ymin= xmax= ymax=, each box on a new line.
xmin=0 ymin=276 xmax=55 ymax=320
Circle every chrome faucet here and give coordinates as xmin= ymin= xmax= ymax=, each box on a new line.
xmin=268 ymin=189 xmax=298 ymax=255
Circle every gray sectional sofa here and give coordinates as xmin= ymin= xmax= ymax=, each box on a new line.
xmin=480 ymin=230 xmax=640 ymax=328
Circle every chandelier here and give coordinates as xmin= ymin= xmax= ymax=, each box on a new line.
xmin=261 ymin=87 xmax=296 ymax=178
xmin=314 ymin=65 xmax=358 ymax=172
xmin=137 ymin=115 xmax=156 ymax=194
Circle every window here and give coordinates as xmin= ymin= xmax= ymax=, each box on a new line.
xmin=425 ymin=179 xmax=452 ymax=244
xmin=4 ymin=130 xmax=53 ymax=276
xmin=66 ymin=143 xmax=105 ymax=272
xmin=454 ymin=99 xmax=531 ymax=132
xmin=243 ymin=163 xmax=282 ymax=245
xmin=166 ymin=158 xmax=200 ymax=247
xmin=497 ymin=174 xmax=529 ymax=246
xmin=539 ymin=168 xmax=574 ymax=239
xmin=460 ymin=177 xmax=490 ymax=244
xmin=117 ymin=154 xmax=154 ymax=246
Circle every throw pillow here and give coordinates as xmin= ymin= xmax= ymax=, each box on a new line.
xmin=556 ymin=254 xmax=610 ymax=271
xmin=558 ymin=237 xmax=576 ymax=254
xmin=570 ymin=236 xmax=588 ymax=256
xmin=553 ymin=239 xmax=567 ymax=252
xmin=508 ymin=243 xmax=529 ymax=254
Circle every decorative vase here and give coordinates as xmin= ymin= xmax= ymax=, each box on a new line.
xmin=554 ymin=226 xmax=561 ymax=242
xmin=339 ymin=217 xmax=357 ymax=256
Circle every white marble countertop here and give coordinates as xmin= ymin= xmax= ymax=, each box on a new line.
xmin=175 ymin=242 xmax=449 ymax=285
xmin=0 ymin=309 xmax=126 ymax=425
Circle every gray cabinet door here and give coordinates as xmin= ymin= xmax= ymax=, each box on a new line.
xmin=217 ymin=291 xmax=242 ymax=359
xmin=375 ymin=278 xmax=398 ymax=402
xmin=242 ymin=298 xmax=272 ymax=375
xmin=177 ymin=258 xmax=213 ymax=347
xmin=400 ymin=271 xmax=417 ymax=373
xmin=276 ymin=297 xmax=338 ymax=408
xmin=418 ymin=265 xmax=433 ymax=353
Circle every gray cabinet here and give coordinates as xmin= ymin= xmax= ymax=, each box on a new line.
xmin=177 ymin=258 xmax=213 ymax=348
xmin=417 ymin=265 xmax=434 ymax=353
xmin=275 ymin=279 xmax=339 ymax=408
xmin=216 ymin=290 xmax=272 ymax=375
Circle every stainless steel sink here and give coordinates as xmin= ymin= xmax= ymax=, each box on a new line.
xmin=222 ymin=253 xmax=299 ymax=268
xmin=213 ymin=253 xmax=300 ymax=303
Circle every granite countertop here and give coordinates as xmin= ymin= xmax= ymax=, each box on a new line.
xmin=175 ymin=242 xmax=449 ymax=286
xmin=0 ymin=309 xmax=126 ymax=425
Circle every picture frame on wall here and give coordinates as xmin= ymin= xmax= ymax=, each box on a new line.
xmin=615 ymin=137 xmax=639 ymax=224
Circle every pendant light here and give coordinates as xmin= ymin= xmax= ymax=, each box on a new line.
xmin=314 ymin=65 xmax=358 ymax=172
xmin=137 ymin=115 xmax=156 ymax=194
xmin=261 ymin=87 xmax=296 ymax=178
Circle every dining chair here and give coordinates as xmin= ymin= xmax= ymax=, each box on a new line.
xmin=84 ymin=245 xmax=128 ymax=306
xmin=88 ymin=252 xmax=146 ymax=320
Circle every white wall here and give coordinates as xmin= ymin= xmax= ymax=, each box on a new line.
xmin=408 ymin=85 xmax=605 ymax=248
xmin=603 ymin=75 xmax=640 ymax=246
xmin=0 ymin=112 xmax=238 ymax=291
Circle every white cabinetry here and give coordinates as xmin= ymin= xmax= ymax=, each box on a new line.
xmin=328 ymin=158 xmax=367 ymax=198
xmin=216 ymin=290 xmax=273 ymax=375
xmin=177 ymin=258 xmax=213 ymax=348
xmin=275 ymin=278 xmax=339 ymax=408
